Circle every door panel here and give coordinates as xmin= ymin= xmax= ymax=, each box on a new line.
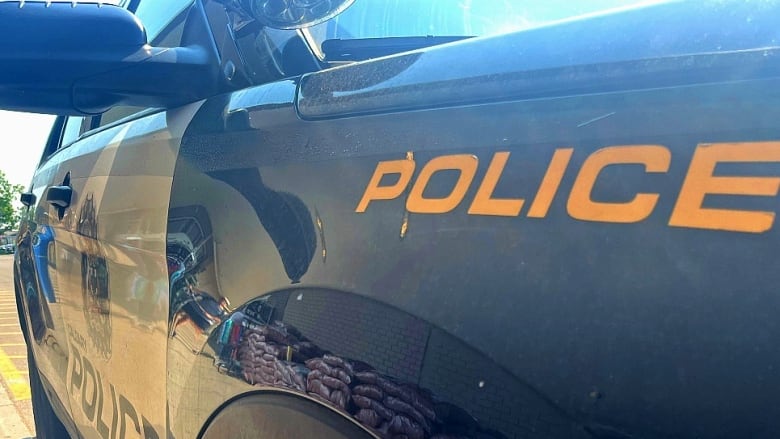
xmin=44 ymin=103 xmax=200 ymax=439
xmin=166 ymin=71 xmax=780 ymax=438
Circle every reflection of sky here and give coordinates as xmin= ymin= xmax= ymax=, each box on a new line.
xmin=133 ymin=0 xmax=193 ymax=40
xmin=310 ymin=0 xmax=673 ymax=44
xmin=323 ymin=0 xmax=676 ymax=100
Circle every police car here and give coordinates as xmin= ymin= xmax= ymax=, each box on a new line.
xmin=3 ymin=0 xmax=780 ymax=438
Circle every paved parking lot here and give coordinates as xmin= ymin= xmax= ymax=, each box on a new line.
xmin=0 ymin=255 xmax=34 ymax=438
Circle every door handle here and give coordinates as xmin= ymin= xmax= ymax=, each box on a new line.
xmin=47 ymin=172 xmax=72 ymax=221
xmin=20 ymin=192 xmax=36 ymax=207
xmin=46 ymin=186 xmax=72 ymax=209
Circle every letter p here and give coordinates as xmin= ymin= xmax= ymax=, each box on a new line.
xmin=356 ymin=159 xmax=416 ymax=212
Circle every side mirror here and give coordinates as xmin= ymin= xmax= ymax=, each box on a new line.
xmin=0 ymin=1 xmax=220 ymax=115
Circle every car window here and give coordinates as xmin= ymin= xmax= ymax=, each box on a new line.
xmin=304 ymin=0 xmax=671 ymax=59
xmin=39 ymin=115 xmax=88 ymax=163
xmin=59 ymin=116 xmax=88 ymax=148
xmin=134 ymin=0 xmax=194 ymax=43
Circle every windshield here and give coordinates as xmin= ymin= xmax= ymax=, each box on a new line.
xmin=306 ymin=0 xmax=671 ymax=59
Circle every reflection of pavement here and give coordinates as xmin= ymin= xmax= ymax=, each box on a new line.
xmin=0 ymin=255 xmax=35 ymax=438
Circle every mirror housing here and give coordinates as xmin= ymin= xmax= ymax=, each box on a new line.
xmin=0 ymin=1 xmax=221 ymax=115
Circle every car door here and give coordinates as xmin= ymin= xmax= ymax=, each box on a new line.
xmin=22 ymin=2 xmax=199 ymax=438
xmin=50 ymin=104 xmax=200 ymax=439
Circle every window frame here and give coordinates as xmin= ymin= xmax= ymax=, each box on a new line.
xmin=45 ymin=0 xmax=197 ymax=157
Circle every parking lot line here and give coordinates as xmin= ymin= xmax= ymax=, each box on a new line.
xmin=0 ymin=346 xmax=30 ymax=400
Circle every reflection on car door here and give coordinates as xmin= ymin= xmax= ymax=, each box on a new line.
xmin=39 ymin=104 xmax=201 ymax=438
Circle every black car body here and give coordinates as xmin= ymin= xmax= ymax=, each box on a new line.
xmin=3 ymin=1 xmax=780 ymax=438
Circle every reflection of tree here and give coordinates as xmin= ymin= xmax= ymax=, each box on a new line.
xmin=77 ymin=193 xmax=111 ymax=359
xmin=0 ymin=170 xmax=24 ymax=233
